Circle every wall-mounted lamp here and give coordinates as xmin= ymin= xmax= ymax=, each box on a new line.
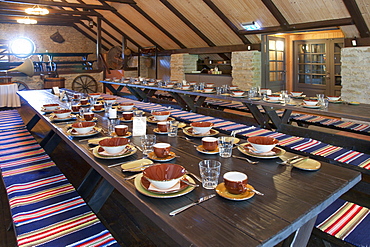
xmin=241 ymin=21 xmax=261 ymax=31
xmin=352 ymin=37 xmax=357 ymax=46
xmin=89 ymin=20 xmax=94 ymax=28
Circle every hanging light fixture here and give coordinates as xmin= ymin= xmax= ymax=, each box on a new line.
xmin=17 ymin=16 xmax=37 ymax=24
xmin=25 ymin=5 xmax=49 ymax=15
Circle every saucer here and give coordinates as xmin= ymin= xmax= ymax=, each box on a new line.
xmin=79 ymin=103 xmax=91 ymax=107
xmin=196 ymin=145 xmax=219 ymax=154
xmin=348 ymin=101 xmax=360 ymax=105
xmin=147 ymin=151 xmax=176 ymax=162
xmin=41 ymin=107 xmax=60 ymax=113
xmin=301 ymin=103 xmax=321 ymax=109
xmin=202 ymin=91 xmax=215 ymax=94
xmin=291 ymin=95 xmax=306 ymax=99
xmin=153 ymin=128 xmax=168 ymax=134
xmin=293 ymin=158 xmax=321 ymax=171
xmin=264 ymin=99 xmax=281 ymax=103
xmin=183 ymin=127 xmax=219 ymax=137
xmin=237 ymin=143 xmax=285 ymax=159
xmin=141 ymin=176 xmax=190 ymax=194
xmin=216 ymin=183 xmax=255 ymax=201
xmin=147 ymin=116 xmax=175 ymax=124
xmin=110 ymin=131 xmax=132 ymax=138
xmin=92 ymin=145 xmax=136 ymax=159
xmin=120 ymin=159 xmax=153 ymax=172
xmin=250 ymin=97 xmax=262 ymax=101
xmin=92 ymin=109 xmax=105 ymax=113
xmin=119 ymin=117 xmax=133 ymax=122
xmin=134 ymin=173 xmax=195 ymax=198
xmin=50 ymin=114 xmax=76 ymax=122
xmin=231 ymin=95 xmax=246 ymax=98
xmin=87 ymin=137 xmax=109 ymax=145
xmin=67 ymin=127 xmax=101 ymax=137
xmin=328 ymin=100 xmax=343 ymax=104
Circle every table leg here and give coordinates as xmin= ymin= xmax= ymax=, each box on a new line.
xmin=282 ymin=216 xmax=317 ymax=247
xmin=243 ymin=103 xmax=272 ymax=129
xmin=78 ymin=168 xmax=102 ymax=198
xmin=88 ymin=179 xmax=115 ymax=213
xmin=26 ymin=114 xmax=41 ymax=131
xmin=40 ymin=130 xmax=62 ymax=154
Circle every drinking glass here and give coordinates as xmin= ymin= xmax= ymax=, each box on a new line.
xmin=199 ymin=160 xmax=221 ymax=189
xmin=167 ymin=120 xmax=179 ymax=137
xmin=104 ymin=101 xmax=113 ymax=112
xmin=134 ymin=110 xmax=144 ymax=117
xmin=218 ymin=136 xmax=234 ymax=158
xmin=216 ymin=87 xmax=222 ymax=95
xmin=316 ymin=94 xmax=325 ymax=107
xmin=140 ymin=134 xmax=156 ymax=155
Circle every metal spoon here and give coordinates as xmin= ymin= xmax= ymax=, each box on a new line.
xmin=232 ymin=155 xmax=259 ymax=164
xmin=181 ymin=179 xmax=199 ymax=187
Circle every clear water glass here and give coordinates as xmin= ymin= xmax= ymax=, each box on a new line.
xmin=218 ymin=136 xmax=234 ymax=158
xmin=199 ymin=160 xmax=221 ymax=189
xmin=167 ymin=120 xmax=179 ymax=137
xmin=140 ymin=134 xmax=156 ymax=155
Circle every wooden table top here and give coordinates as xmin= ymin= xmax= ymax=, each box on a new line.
xmin=103 ymin=81 xmax=370 ymax=123
xmin=18 ymin=90 xmax=361 ymax=247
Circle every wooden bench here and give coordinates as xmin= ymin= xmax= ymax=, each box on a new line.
xmin=0 ymin=110 xmax=118 ymax=246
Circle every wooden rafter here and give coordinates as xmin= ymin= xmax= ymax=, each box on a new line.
xmin=129 ymin=3 xmax=186 ymax=49
xmin=1 ymin=0 xmax=114 ymax=10
xmin=73 ymin=24 xmax=108 ymax=50
xmin=202 ymin=0 xmax=250 ymax=44
xmin=261 ymin=0 xmax=289 ymax=29
xmin=160 ymin=0 xmax=215 ymax=47
xmin=342 ymin=0 xmax=370 ymax=37
xmin=239 ymin=18 xmax=353 ymax=35
xmin=79 ymin=21 xmax=114 ymax=48
xmin=0 ymin=10 xmax=89 ymax=22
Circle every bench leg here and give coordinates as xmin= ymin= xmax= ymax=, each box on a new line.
xmin=88 ymin=179 xmax=115 ymax=213
xmin=26 ymin=114 xmax=41 ymax=131
xmin=40 ymin=130 xmax=62 ymax=154
xmin=77 ymin=168 xmax=102 ymax=198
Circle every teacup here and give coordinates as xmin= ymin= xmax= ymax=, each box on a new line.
xmin=120 ymin=103 xmax=135 ymax=111
xmin=122 ymin=112 xmax=133 ymax=120
xmin=80 ymin=98 xmax=89 ymax=105
xmin=204 ymin=87 xmax=213 ymax=92
xmin=93 ymin=103 xmax=103 ymax=111
xmin=153 ymin=143 xmax=171 ymax=158
xmin=43 ymin=103 xmax=59 ymax=111
xmin=83 ymin=112 xmax=94 ymax=121
xmin=71 ymin=105 xmax=81 ymax=112
xmin=157 ymin=121 xmax=168 ymax=132
xmin=223 ymin=171 xmax=248 ymax=194
xmin=114 ymin=125 xmax=128 ymax=136
xmin=202 ymin=137 xmax=218 ymax=151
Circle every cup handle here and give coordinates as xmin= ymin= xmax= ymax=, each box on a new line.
xmin=239 ymin=183 xmax=248 ymax=193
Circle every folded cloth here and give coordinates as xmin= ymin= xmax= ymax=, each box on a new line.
xmin=148 ymin=182 xmax=181 ymax=192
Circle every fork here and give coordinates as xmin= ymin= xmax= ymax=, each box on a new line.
xmin=232 ymin=155 xmax=259 ymax=164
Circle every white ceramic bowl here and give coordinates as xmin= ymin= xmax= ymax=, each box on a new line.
xmin=72 ymin=121 xmax=96 ymax=134
xmin=229 ymin=85 xmax=238 ymax=90
xmin=43 ymin=103 xmax=59 ymax=111
xmin=268 ymin=95 xmax=281 ymax=101
xmin=88 ymin=93 xmax=101 ymax=98
xmin=103 ymin=97 xmax=116 ymax=105
xmin=190 ymin=122 xmax=214 ymax=134
xmin=53 ymin=109 xmax=72 ymax=119
xmin=232 ymin=91 xmax=244 ymax=96
xmin=204 ymin=87 xmax=213 ymax=92
xmin=206 ymin=83 xmax=215 ymax=88
xmin=143 ymin=164 xmax=186 ymax=190
xmin=148 ymin=82 xmax=156 ymax=86
xmin=248 ymin=136 xmax=278 ymax=153
xmin=166 ymin=84 xmax=174 ymax=88
xmin=119 ymin=103 xmax=135 ymax=111
xmin=99 ymin=137 xmax=129 ymax=154
xmin=182 ymin=86 xmax=190 ymax=90
xmin=152 ymin=111 xmax=170 ymax=121
xmin=291 ymin=91 xmax=303 ymax=97
xmin=303 ymin=100 xmax=318 ymax=106
xmin=327 ymin=96 xmax=341 ymax=101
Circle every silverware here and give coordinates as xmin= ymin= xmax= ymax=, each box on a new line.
xmin=186 ymin=172 xmax=202 ymax=183
xmin=169 ymin=194 xmax=216 ymax=216
xmin=276 ymin=155 xmax=300 ymax=165
xmin=121 ymin=163 xmax=154 ymax=172
xmin=133 ymin=144 xmax=143 ymax=152
xmin=123 ymin=174 xmax=139 ymax=180
xmin=247 ymin=188 xmax=264 ymax=196
xmin=288 ymin=157 xmax=309 ymax=166
xmin=231 ymin=126 xmax=256 ymax=137
xmin=232 ymin=155 xmax=259 ymax=164
xmin=180 ymin=179 xmax=199 ymax=187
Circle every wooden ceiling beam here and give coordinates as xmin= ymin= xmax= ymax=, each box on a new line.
xmin=261 ymin=0 xmax=289 ymax=29
xmin=1 ymin=0 xmax=114 ymax=11
xmin=163 ymin=43 xmax=261 ymax=55
xmin=160 ymin=0 xmax=215 ymax=47
xmin=238 ymin=18 xmax=353 ymax=35
xmin=129 ymin=3 xmax=186 ymax=49
xmin=344 ymin=37 xmax=370 ymax=47
xmin=342 ymin=0 xmax=370 ymax=37
xmin=73 ymin=24 xmax=108 ymax=51
xmin=98 ymin=0 xmax=163 ymax=50
xmin=104 ymin=0 xmax=136 ymax=3
xmin=79 ymin=21 xmax=114 ymax=48
xmin=0 ymin=11 xmax=89 ymax=22
xmin=203 ymin=0 xmax=251 ymax=44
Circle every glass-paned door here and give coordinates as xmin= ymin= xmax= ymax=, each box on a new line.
xmin=294 ymin=39 xmax=343 ymax=96
xmin=262 ymin=36 xmax=286 ymax=92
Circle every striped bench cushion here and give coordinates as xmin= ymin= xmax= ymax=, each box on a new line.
xmin=0 ymin=112 xmax=118 ymax=247
xmin=316 ymin=199 xmax=370 ymax=247
xmin=0 ymin=109 xmax=25 ymax=132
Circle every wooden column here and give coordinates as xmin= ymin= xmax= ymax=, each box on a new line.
xmin=96 ymin=17 xmax=102 ymax=70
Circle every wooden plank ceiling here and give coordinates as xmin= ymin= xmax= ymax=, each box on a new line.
xmin=0 ymin=0 xmax=369 ymax=52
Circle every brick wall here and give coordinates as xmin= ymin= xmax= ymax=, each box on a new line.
xmin=341 ymin=47 xmax=370 ymax=104
xmin=231 ymin=51 xmax=261 ymax=90
xmin=170 ymin=54 xmax=198 ymax=81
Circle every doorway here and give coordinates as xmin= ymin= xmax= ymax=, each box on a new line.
xmin=293 ymin=39 xmax=343 ymax=96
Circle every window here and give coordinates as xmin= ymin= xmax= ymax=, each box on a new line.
xmin=9 ymin=37 xmax=35 ymax=58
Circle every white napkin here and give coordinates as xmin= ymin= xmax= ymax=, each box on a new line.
xmin=247 ymin=146 xmax=276 ymax=156
xmin=148 ymin=182 xmax=181 ymax=192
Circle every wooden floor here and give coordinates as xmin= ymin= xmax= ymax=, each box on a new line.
xmin=0 ymin=103 xmax=345 ymax=247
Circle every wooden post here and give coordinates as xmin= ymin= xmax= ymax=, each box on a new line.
xmin=96 ymin=17 xmax=102 ymax=70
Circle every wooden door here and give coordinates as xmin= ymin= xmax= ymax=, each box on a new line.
xmin=293 ymin=39 xmax=343 ymax=96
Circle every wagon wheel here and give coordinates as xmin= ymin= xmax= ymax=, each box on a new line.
xmin=13 ymin=81 xmax=29 ymax=91
xmin=72 ymin=75 xmax=97 ymax=93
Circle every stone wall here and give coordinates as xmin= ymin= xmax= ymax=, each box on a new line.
xmin=170 ymin=54 xmax=198 ymax=81
xmin=341 ymin=47 xmax=370 ymax=104
xmin=231 ymin=51 xmax=261 ymax=90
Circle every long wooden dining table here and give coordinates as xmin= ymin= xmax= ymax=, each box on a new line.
xmin=101 ymin=81 xmax=370 ymax=154
xmin=18 ymin=90 xmax=361 ymax=247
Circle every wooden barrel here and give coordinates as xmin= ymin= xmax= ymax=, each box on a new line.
xmin=44 ymin=77 xmax=65 ymax=89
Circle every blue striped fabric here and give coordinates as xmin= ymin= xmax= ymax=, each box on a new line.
xmin=0 ymin=110 xmax=119 ymax=247
xmin=112 ymin=95 xmax=370 ymax=170
xmin=0 ymin=109 xmax=25 ymax=132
